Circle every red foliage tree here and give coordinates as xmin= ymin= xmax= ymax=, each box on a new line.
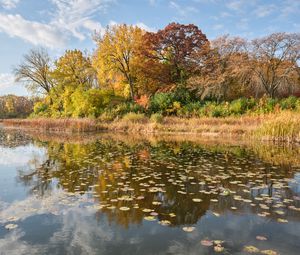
xmin=142 ymin=22 xmax=208 ymax=84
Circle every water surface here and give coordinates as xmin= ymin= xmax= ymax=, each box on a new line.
xmin=0 ymin=128 xmax=300 ymax=255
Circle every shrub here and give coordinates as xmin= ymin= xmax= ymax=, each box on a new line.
xmin=177 ymin=102 xmax=203 ymax=117
xmin=149 ymin=92 xmax=174 ymax=114
xmin=122 ymin=112 xmax=146 ymax=123
xmin=229 ymin=98 xmax=251 ymax=115
xmin=150 ymin=113 xmax=163 ymax=123
xmin=279 ymin=96 xmax=298 ymax=110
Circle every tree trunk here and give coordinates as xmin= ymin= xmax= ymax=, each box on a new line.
xmin=128 ymin=77 xmax=135 ymax=101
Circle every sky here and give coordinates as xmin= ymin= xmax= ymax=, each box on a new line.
xmin=0 ymin=0 xmax=299 ymax=96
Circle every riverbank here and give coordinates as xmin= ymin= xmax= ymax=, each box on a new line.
xmin=2 ymin=112 xmax=300 ymax=143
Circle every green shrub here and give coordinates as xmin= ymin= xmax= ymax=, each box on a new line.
xmin=177 ymin=102 xmax=203 ymax=117
xmin=149 ymin=92 xmax=174 ymax=114
xmin=229 ymin=98 xmax=251 ymax=115
xmin=122 ymin=112 xmax=146 ymax=123
xmin=279 ymin=96 xmax=298 ymax=110
xmin=150 ymin=113 xmax=163 ymax=123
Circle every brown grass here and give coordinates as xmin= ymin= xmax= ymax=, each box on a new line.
xmin=2 ymin=118 xmax=104 ymax=133
xmin=3 ymin=112 xmax=300 ymax=143
xmin=255 ymin=112 xmax=300 ymax=143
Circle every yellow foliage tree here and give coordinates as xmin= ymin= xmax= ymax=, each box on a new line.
xmin=93 ymin=24 xmax=144 ymax=100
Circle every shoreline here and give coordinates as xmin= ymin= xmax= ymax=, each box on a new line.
xmin=2 ymin=113 xmax=300 ymax=143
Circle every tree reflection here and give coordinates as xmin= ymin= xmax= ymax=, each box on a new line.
xmin=14 ymin=135 xmax=300 ymax=228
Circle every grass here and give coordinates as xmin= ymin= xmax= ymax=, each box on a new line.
xmin=2 ymin=112 xmax=300 ymax=143
xmin=256 ymin=112 xmax=300 ymax=143
xmin=2 ymin=118 xmax=103 ymax=133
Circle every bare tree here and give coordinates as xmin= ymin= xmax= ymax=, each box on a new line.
xmin=14 ymin=48 xmax=54 ymax=96
xmin=249 ymin=33 xmax=300 ymax=98
xmin=188 ymin=35 xmax=251 ymax=100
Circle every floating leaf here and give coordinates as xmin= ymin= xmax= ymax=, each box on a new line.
xmin=182 ymin=226 xmax=195 ymax=232
xmin=144 ymin=216 xmax=156 ymax=221
xmin=192 ymin=198 xmax=202 ymax=203
xmin=5 ymin=224 xmax=18 ymax=230
xmin=200 ymin=239 xmax=213 ymax=247
xmin=261 ymin=250 xmax=278 ymax=255
xmin=256 ymin=235 xmax=268 ymax=241
xmin=214 ymin=245 xmax=224 ymax=253
xmin=119 ymin=206 xmax=130 ymax=211
xmin=243 ymin=245 xmax=260 ymax=253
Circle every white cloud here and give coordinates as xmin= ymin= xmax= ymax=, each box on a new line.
xmin=254 ymin=4 xmax=276 ymax=18
xmin=135 ymin=22 xmax=155 ymax=32
xmin=169 ymin=1 xmax=198 ymax=17
xmin=0 ymin=13 xmax=66 ymax=48
xmin=0 ymin=73 xmax=15 ymax=91
xmin=50 ymin=0 xmax=111 ymax=41
xmin=236 ymin=18 xmax=248 ymax=30
xmin=279 ymin=0 xmax=300 ymax=17
xmin=212 ymin=24 xmax=224 ymax=30
xmin=226 ymin=0 xmax=244 ymax=12
xmin=0 ymin=0 xmax=20 ymax=10
xmin=0 ymin=0 xmax=114 ymax=48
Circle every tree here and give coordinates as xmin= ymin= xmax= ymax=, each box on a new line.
xmin=93 ymin=24 xmax=144 ymax=100
xmin=249 ymin=32 xmax=300 ymax=98
xmin=0 ymin=95 xmax=33 ymax=118
xmin=51 ymin=49 xmax=97 ymax=91
xmin=188 ymin=35 xmax=251 ymax=100
xmin=14 ymin=48 xmax=54 ymax=95
xmin=143 ymin=22 xmax=208 ymax=84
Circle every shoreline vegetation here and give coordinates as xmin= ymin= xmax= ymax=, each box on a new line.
xmin=2 ymin=111 xmax=300 ymax=143
xmin=1 ymin=127 xmax=300 ymax=167
xmin=1 ymin=23 xmax=299 ymax=144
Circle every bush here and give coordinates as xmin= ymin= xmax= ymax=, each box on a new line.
xmin=150 ymin=113 xmax=163 ymax=123
xmin=122 ymin=112 xmax=146 ymax=123
xmin=279 ymin=96 xmax=298 ymax=110
xmin=229 ymin=98 xmax=251 ymax=115
xmin=177 ymin=102 xmax=203 ymax=117
xmin=149 ymin=92 xmax=174 ymax=114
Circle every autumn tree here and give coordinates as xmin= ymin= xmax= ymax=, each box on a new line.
xmin=93 ymin=24 xmax=144 ymax=100
xmin=248 ymin=32 xmax=300 ymax=98
xmin=0 ymin=95 xmax=33 ymax=118
xmin=142 ymin=22 xmax=208 ymax=85
xmin=190 ymin=35 xmax=252 ymax=100
xmin=14 ymin=48 xmax=54 ymax=96
xmin=51 ymin=49 xmax=97 ymax=91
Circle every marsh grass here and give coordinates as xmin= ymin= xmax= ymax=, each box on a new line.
xmin=256 ymin=112 xmax=300 ymax=143
xmin=3 ymin=112 xmax=300 ymax=143
xmin=3 ymin=118 xmax=103 ymax=132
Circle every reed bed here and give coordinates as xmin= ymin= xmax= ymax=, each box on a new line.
xmin=3 ymin=118 xmax=104 ymax=133
xmin=3 ymin=112 xmax=300 ymax=143
xmin=256 ymin=112 xmax=300 ymax=143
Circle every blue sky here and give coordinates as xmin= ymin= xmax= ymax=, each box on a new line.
xmin=0 ymin=0 xmax=299 ymax=96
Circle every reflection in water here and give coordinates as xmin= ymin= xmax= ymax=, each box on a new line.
xmin=0 ymin=129 xmax=300 ymax=255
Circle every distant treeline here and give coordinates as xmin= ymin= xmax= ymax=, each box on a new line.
xmin=13 ymin=22 xmax=300 ymax=118
xmin=0 ymin=95 xmax=33 ymax=119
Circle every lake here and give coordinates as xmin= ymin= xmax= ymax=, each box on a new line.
xmin=0 ymin=127 xmax=299 ymax=255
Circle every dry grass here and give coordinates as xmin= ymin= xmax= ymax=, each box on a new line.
xmin=256 ymin=112 xmax=300 ymax=143
xmin=3 ymin=112 xmax=300 ymax=143
xmin=100 ymin=115 xmax=266 ymax=137
xmin=3 ymin=118 xmax=104 ymax=133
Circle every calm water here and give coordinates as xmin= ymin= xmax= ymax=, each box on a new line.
xmin=0 ymin=128 xmax=300 ymax=255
